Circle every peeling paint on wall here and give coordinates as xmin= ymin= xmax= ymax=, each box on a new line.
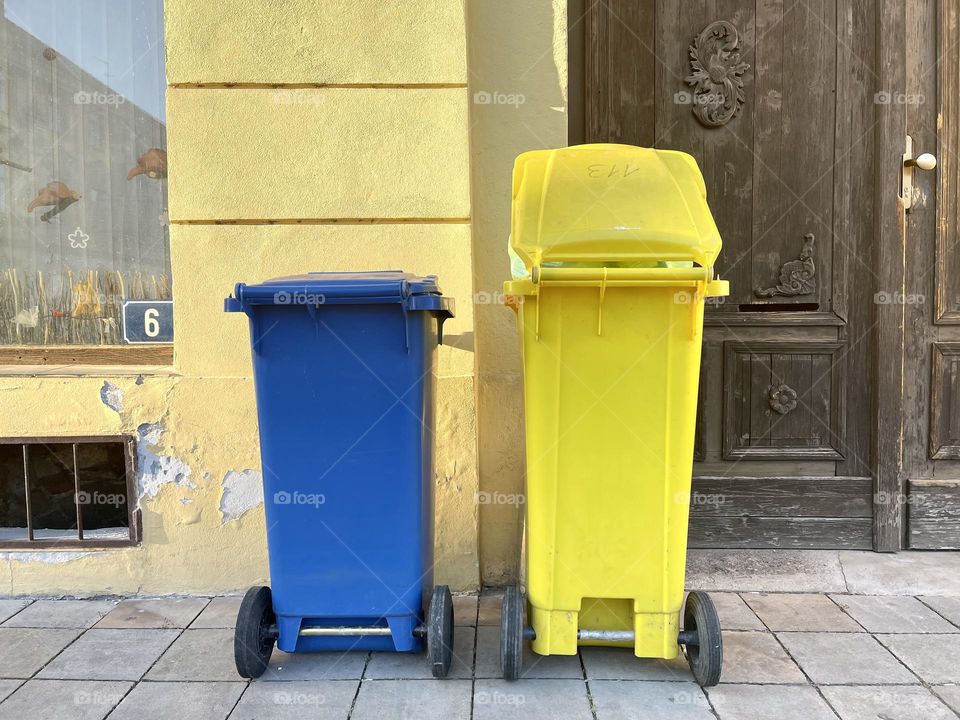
xmin=220 ymin=469 xmax=264 ymax=523
xmin=100 ymin=381 xmax=124 ymax=413
xmin=136 ymin=422 xmax=195 ymax=499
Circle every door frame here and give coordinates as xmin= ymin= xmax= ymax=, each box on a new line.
xmin=873 ymin=0 xmax=908 ymax=551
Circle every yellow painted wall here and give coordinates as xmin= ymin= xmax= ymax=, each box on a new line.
xmin=466 ymin=0 xmax=570 ymax=583
xmin=1 ymin=0 xmax=480 ymax=594
xmin=2 ymin=0 xmax=571 ymax=595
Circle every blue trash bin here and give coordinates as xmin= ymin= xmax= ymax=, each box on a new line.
xmin=224 ymin=270 xmax=455 ymax=678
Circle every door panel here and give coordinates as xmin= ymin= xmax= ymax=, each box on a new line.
xmin=904 ymin=0 xmax=960 ymax=548
xmin=723 ymin=342 xmax=845 ymax=460
xmin=578 ymin=0 xmax=884 ymax=548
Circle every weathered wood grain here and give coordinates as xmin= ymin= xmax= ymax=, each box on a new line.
xmin=908 ymin=480 xmax=960 ymax=548
xmin=689 ymin=517 xmax=873 ymax=549
xmin=691 ymin=476 xmax=873 ymax=517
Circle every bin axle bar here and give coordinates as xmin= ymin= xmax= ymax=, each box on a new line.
xmin=295 ymin=625 xmax=393 ymax=637
xmin=573 ymin=628 xmax=699 ymax=646
xmin=577 ymin=629 xmax=634 ymax=642
xmin=268 ymin=624 xmax=433 ymax=639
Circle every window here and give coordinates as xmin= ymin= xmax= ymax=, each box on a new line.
xmin=0 ymin=0 xmax=169 ymax=348
xmin=0 ymin=437 xmax=140 ymax=547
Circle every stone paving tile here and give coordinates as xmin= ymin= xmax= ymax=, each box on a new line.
xmin=591 ymin=680 xmax=713 ymax=720
xmin=707 ymin=684 xmax=837 ymax=720
xmin=840 ymin=551 xmax=960 ymax=595
xmin=229 ymin=679 xmax=359 ymax=719
xmin=741 ymin=593 xmax=862 ymax=632
xmin=0 ymin=680 xmax=22 ymax=703
xmin=189 ymin=596 xmax=242 ymax=628
xmin=475 ymin=679 xmax=592 ymax=720
xmin=38 ymin=629 xmax=178 ymax=681
xmin=95 ymin=598 xmax=209 ymax=629
xmin=920 ymin=596 xmax=960 ymax=628
xmin=0 ymin=628 xmax=81 ymax=678
xmin=1 ymin=600 xmax=116 ymax=629
xmin=453 ymin=593 xmax=478 ymax=626
xmin=145 ymin=629 xmax=241 ymax=681
xmin=0 ymin=679 xmax=131 ymax=720
xmin=777 ymin=632 xmax=916 ymax=685
xmin=478 ymin=589 xmax=504 ymax=626
xmin=932 ymin=684 xmax=960 ymax=714
xmin=708 ymin=593 xmax=765 ymax=631
xmin=830 ymin=595 xmax=958 ymax=633
xmin=581 ymin=646 xmax=693 ymax=682
xmin=475 ymin=626 xmax=582 ymax=680
xmin=876 ymin=634 xmax=960 ymax=684
xmin=108 ymin=680 xmax=245 ymax=720
xmin=352 ymin=679 xmax=472 ymax=720
xmin=365 ymin=626 xmax=474 ymax=679
xmin=821 ymin=685 xmax=958 ymax=720
xmin=257 ymin=649 xmax=369 ymax=681
xmin=0 ymin=600 xmax=32 ymax=625
xmin=718 ymin=631 xmax=806 ymax=684
xmin=687 ymin=550 xmax=847 ymax=593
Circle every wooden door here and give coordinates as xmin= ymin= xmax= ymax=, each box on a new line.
xmin=902 ymin=0 xmax=960 ymax=548
xmin=572 ymin=0 xmax=909 ymax=549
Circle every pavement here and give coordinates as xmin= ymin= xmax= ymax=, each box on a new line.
xmin=0 ymin=550 xmax=959 ymax=719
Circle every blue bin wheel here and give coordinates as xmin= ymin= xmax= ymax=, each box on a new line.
xmin=683 ymin=591 xmax=723 ymax=687
xmin=234 ymin=586 xmax=277 ymax=679
xmin=500 ymin=585 xmax=524 ymax=681
xmin=427 ymin=585 xmax=454 ymax=678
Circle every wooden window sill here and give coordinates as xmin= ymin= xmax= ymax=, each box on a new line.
xmin=0 ymin=345 xmax=173 ymax=367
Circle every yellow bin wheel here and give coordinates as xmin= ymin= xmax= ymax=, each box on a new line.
xmin=499 ymin=585 xmax=525 ymax=681
xmin=682 ymin=591 xmax=723 ymax=686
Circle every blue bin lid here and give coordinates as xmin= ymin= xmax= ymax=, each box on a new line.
xmin=224 ymin=270 xmax=454 ymax=316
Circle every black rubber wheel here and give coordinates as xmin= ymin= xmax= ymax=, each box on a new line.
xmin=500 ymin=585 xmax=524 ymax=681
xmin=683 ymin=591 xmax=723 ymax=687
xmin=427 ymin=585 xmax=454 ymax=678
xmin=234 ymin=586 xmax=276 ymax=679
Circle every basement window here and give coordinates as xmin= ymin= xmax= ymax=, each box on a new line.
xmin=0 ymin=437 xmax=140 ymax=548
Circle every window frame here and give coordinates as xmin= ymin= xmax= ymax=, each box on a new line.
xmin=0 ymin=435 xmax=142 ymax=549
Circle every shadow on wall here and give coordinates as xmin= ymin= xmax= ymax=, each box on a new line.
xmin=465 ymin=0 xmax=568 ymax=584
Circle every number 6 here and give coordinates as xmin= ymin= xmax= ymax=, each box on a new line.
xmin=144 ymin=308 xmax=160 ymax=338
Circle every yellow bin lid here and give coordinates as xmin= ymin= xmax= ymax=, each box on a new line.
xmin=511 ymin=144 xmax=722 ymax=269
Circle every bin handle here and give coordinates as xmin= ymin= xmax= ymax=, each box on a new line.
xmin=533 ymin=265 xmax=715 ymax=286
xmin=597 ymin=268 xmax=607 ymax=336
xmin=436 ymin=309 xmax=453 ymax=345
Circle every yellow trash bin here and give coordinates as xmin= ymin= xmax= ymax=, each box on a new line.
xmin=500 ymin=144 xmax=729 ymax=686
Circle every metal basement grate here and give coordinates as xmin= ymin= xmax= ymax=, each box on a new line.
xmin=0 ymin=437 xmax=140 ymax=548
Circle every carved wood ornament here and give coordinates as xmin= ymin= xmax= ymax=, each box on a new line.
xmin=768 ymin=383 xmax=799 ymax=415
xmin=756 ymin=233 xmax=817 ymax=298
xmin=684 ymin=20 xmax=750 ymax=128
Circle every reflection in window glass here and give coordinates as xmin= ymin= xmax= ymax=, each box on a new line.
xmin=0 ymin=0 xmax=169 ymax=345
